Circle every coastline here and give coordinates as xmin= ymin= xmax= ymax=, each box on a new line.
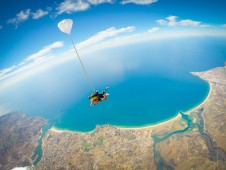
xmin=185 ymin=79 xmax=212 ymax=114
xmin=51 ymin=125 xmax=96 ymax=134
xmin=50 ymin=127 xmax=64 ymax=133
xmin=116 ymin=113 xmax=181 ymax=130
xmin=51 ymin=76 xmax=212 ymax=134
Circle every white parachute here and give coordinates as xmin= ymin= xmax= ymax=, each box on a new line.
xmin=58 ymin=19 xmax=73 ymax=35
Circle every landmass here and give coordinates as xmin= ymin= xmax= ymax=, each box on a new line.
xmin=0 ymin=112 xmax=46 ymax=170
xmin=191 ymin=65 xmax=226 ymax=151
xmin=0 ymin=63 xmax=225 ymax=170
xmin=153 ymin=63 xmax=226 ymax=170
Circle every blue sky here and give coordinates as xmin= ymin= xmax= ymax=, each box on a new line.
xmin=0 ymin=0 xmax=226 ymax=90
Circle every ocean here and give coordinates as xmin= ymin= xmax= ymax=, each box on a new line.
xmin=53 ymin=36 xmax=224 ymax=132
xmin=1 ymin=36 xmax=225 ymax=132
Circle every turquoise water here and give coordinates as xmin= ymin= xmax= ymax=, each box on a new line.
xmin=55 ymin=74 xmax=209 ymax=132
xmin=151 ymin=111 xmax=192 ymax=170
xmin=1 ymin=36 xmax=226 ymax=132
xmin=31 ymin=122 xmax=53 ymax=165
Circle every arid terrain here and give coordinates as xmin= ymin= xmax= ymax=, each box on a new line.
xmin=0 ymin=113 xmax=46 ymax=170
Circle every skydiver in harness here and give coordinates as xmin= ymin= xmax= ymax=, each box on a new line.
xmin=88 ymin=87 xmax=109 ymax=107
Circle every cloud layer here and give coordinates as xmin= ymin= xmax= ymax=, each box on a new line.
xmin=56 ymin=0 xmax=90 ymax=15
xmin=56 ymin=0 xmax=113 ymax=15
xmin=121 ymin=0 xmax=158 ymax=5
xmin=7 ymin=0 xmax=158 ymax=25
xmin=8 ymin=8 xmax=49 ymax=26
xmin=32 ymin=9 xmax=49 ymax=19
xmin=56 ymin=0 xmax=157 ymax=15
xmin=148 ymin=27 xmax=159 ymax=33
xmin=87 ymin=0 xmax=113 ymax=5
xmin=0 ymin=41 xmax=64 ymax=83
xmin=157 ymin=16 xmax=210 ymax=27
xmin=77 ymin=26 xmax=135 ymax=49
xmin=8 ymin=9 xmax=31 ymax=25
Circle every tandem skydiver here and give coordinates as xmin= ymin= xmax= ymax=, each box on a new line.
xmin=88 ymin=87 xmax=109 ymax=107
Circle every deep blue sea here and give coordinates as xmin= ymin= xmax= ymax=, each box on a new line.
xmin=1 ymin=36 xmax=226 ymax=132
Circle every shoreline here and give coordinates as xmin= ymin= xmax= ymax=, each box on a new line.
xmin=184 ymin=80 xmax=212 ymax=114
xmin=116 ymin=113 xmax=181 ymax=130
xmin=51 ymin=113 xmax=181 ymax=133
xmin=51 ymin=77 xmax=212 ymax=134
xmin=51 ymin=125 xmax=96 ymax=134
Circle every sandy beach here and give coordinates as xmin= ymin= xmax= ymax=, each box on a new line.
xmin=117 ymin=113 xmax=182 ymax=130
xmin=51 ymin=113 xmax=182 ymax=133
xmin=50 ymin=127 xmax=63 ymax=133
xmin=185 ymin=81 xmax=212 ymax=114
xmin=51 ymin=125 xmax=96 ymax=134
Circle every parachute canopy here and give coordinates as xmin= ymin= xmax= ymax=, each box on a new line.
xmin=58 ymin=19 xmax=73 ymax=35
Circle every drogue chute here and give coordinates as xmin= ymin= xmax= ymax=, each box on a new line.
xmin=58 ymin=19 xmax=73 ymax=35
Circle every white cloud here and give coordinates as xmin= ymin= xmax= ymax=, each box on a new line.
xmin=157 ymin=20 xmax=165 ymax=25
xmin=77 ymin=26 xmax=135 ymax=49
xmin=24 ymin=41 xmax=64 ymax=62
xmin=87 ymin=0 xmax=113 ymax=4
xmin=56 ymin=0 xmax=90 ymax=15
xmin=157 ymin=16 xmax=210 ymax=27
xmin=32 ymin=9 xmax=49 ymax=19
xmin=165 ymin=16 xmax=177 ymax=26
xmin=0 ymin=41 xmax=64 ymax=83
xmin=121 ymin=0 xmax=158 ymax=5
xmin=179 ymin=19 xmax=200 ymax=27
xmin=11 ymin=167 xmax=28 ymax=170
xmin=8 ymin=8 xmax=49 ymax=26
xmin=148 ymin=27 xmax=159 ymax=33
xmin=0 ymin=65 xmax=16 ymax=79
xmin=8 ymin=9 xmax=31 ymax=25
xmin=55 ymin=0 xmax=158 ymax=16
xmin=54 ymin=0 xmax=115 ymax=16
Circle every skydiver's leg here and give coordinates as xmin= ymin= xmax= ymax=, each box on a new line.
xmin=90 ymin=100 xmax=93 ymax=107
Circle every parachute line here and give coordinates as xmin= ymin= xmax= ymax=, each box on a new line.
xmin=69 ymin=35 xmax=95 ymax=91
xmin=58 ymin=19 xmax=95 ymax=91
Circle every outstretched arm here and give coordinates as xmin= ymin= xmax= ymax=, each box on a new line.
xmin=103 ymin=87 xmax=109 ymax=93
